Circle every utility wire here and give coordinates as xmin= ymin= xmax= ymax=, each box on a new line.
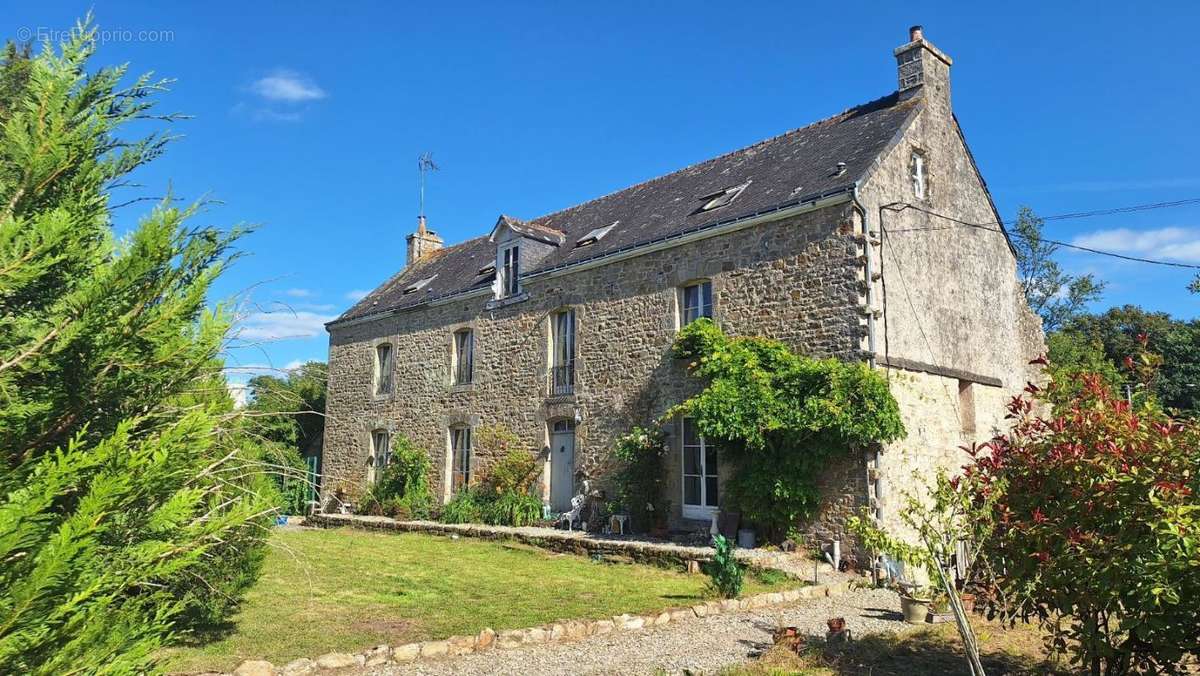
xmin=883 ymin=200 xmax=1200 ymax=270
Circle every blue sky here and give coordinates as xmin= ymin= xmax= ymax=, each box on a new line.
xmin=7 ymin=2 xmax=1200 ymax=398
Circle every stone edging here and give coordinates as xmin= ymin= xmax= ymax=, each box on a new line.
xmin=305 ymin=513 xmax=811 ymax=576
xmin=225 ymin=580 xmax=853 ymax=676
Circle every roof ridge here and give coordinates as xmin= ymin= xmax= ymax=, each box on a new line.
xmin=528 ymin=91 xmax=903 ymax=226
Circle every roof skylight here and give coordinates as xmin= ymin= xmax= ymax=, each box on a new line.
xmin=574 ymin=221 xmax=619 ymax=248
xmin=698 ymin=181 xmax=750 ymax=212
xmin=403 ymin=274 xmax=437 ymax=294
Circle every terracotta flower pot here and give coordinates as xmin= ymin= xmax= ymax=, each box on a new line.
xmin=959 ymin=592 xmax=976 ymax=613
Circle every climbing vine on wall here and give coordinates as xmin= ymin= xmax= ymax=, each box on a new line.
xmin=669 ymin=319 xmax=905 ymax=539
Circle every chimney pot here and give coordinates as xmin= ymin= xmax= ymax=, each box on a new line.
xmin=909 ymin=25 xmax=923 ymax=42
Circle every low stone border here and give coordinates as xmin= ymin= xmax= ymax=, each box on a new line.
xmin=223 ymin=580 xmax=854 ymax=676
xmin=305 ymin=513 xmax=821 ymax=577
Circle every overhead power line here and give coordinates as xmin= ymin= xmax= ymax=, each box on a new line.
xmin=882 ymin=199 xmax=1200 ymax=271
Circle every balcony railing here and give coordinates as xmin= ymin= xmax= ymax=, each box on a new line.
xmin=549 ymin=362 xmax=574 ymax=396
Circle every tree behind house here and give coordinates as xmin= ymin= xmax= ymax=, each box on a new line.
xmin=1012 ymin=206 xmax=1105 ymax=332
xmin=0 ymin=23 xmax=272 ymax=673
xmin=245 ymin=361 xmax=328 ymax=512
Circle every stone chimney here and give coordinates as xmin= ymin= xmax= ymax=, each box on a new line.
xmin=894 ymin=25 xmax=953 ymax=110
xmin=406 ymin=215 xmax=443 ymax=266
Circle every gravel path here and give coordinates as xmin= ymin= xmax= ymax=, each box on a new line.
xmin=367 ymin=588 xmax=907 ymax=676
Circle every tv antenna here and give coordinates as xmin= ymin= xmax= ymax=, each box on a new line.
xmin=417 ymin=152 xmax=439 ymax=219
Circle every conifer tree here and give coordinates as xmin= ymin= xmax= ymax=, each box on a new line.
xmin=0 ymin=21 xmax=273 ymax=673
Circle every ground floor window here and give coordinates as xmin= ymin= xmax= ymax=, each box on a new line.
xmin=450 ymin=426 xmax=473 ymax=493
xmin=681 ymin=417 xmax=718 ymax=518
xmin=368 ymin=429 xmax=390 ymax=484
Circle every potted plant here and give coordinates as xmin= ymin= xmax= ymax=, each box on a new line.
xmin=898 ymin=583 xmax=933 ymax=624
xmin=926 ymin=592 xmax=955 ymax=623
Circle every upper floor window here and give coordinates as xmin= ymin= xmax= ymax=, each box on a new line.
xmin=910 ymin=151 xmax=927 ymax=200
xmin=374 ymin=343 xmax=393 ymax=395
xmin=368 ymin=429 xmax=390 ymax=484
xmin=450 ymin=425 xmax=473 ymax=493
xmin=497 ymin=243 xmax=520 ymax=298
xmin=680 ymin=280 xmax=713 ymax=327
xmin=550 ymin=309 xmax=575 ymax=396
xmin=453 ymin=329 xmax=474 ymax=385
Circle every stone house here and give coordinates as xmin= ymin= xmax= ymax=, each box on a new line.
xmin=321 ymin=27 xmax=1044 ymax=539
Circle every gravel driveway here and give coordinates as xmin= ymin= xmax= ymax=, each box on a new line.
xmin=368 ymin=588 xmax=906 ymax=676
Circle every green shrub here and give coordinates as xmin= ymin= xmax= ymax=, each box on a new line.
xmin=440 ymin=490 xmax=488 ymax=524
xmin=972 ymin=363 xmax=1200 ymax=673
xmin=669 ymin=319 xmax=904 ymax=541
xmin=485 ymin=491 xmax=543 ymax=527
xmin=706 ymin=534 xmax=745 ymax=599
xmin=613 ymin=427 xmax=668 ymax=532
xmin=362 ymin=435 xmax=435 ymax=520
xmin=483 ymin=447 xmax=540 ymax=496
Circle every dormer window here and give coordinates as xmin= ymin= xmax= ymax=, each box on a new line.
xmin=698 ymin=182 xmax=749 ymax=212
xmin=496 ymin=243 xmax=520 ymax=298
xmin=910 ymin=151 xmax=927 ymax=200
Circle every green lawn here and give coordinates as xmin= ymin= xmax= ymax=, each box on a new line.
xmin=166 ymin=526 xmax=788 ymax=673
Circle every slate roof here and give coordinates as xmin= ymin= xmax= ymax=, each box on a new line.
xmin=333 ymin=92 xmax=919 ymax=325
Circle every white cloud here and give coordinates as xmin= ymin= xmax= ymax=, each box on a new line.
xmin=236 ymin=310 xmax=334 ymax=342
xmin=284 ymin=359 xmax=305 ymax=371
xmin=226 ymin=381 xmax=249 ymax=408
xmin=1072 ymin=226 xmax=1200 ymax=263
xmin=285 ymin=288 xmax=313 ymax=298
xmin=249 ymin=70 xmax=326 ymax=102
xmin=346 ymin=289 xmax=370 ymax=301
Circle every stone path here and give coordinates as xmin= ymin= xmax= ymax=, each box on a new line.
xmin=364 ymin=588 xmax=906 ymax=676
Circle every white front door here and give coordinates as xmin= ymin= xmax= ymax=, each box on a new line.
xmin=681 ymin=417 xmax=719 ymax=519
xmin=549 ymin=420 xmax=576 ymax=512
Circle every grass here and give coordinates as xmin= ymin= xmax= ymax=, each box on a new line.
xmin=165 ymin=526 xmax=790 ymax=672
xmin=724 ymin=618 xmax=1060 ymax=675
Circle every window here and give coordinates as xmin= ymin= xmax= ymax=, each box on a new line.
xmin=698 ymin=182 xmax=749 ymax=212
xmin=910 ymin=151 xmax=927 ymax=200
xmin=681 ymin=418 xmax=718 ymax=518
xmin=550 ymin=309 xmax=575 ymax=395
xmin=403 ymin=274 xmax=436 ymax=295
xmin=680 ymin=281 xmax=713 ymax=327
xmin=497 ymin=243 xmax=520 ymax=298
xmin=374 ymin=343 xmax=393 ymax=395
xmin=453 ymin=329 xmax=473 ymax=385
xmin=450 ymin=426 xmax=473 ymax=493
xmin=958 ymin=379 xmax=976 ymax=435
xmin=368 ymin=430 xmax=390 ymax=484
xmin=574 ymin=221 xmax=618 ymax=248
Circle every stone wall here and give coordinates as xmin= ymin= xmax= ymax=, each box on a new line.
xmin=323 ymin=203 xmax=867 ymax=530
xmin=853 ymin=76 xmax=1046 ymax=550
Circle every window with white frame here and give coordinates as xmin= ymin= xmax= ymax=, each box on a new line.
xmin=449 ymin=425 xmax=473 ymax=493
xmin=452 ymin=329 xmax=473 ymax=385
xmin=550 ymin=309 xmax=575 ymax=395
xmin=910 ymin=151 xmax=927 ymax=200
xmin=496 ymin=243 xmax=520 ymax=298
xmin=374 ymin=343 xmax=394 ymax=395
xmin=679 ymin=280 xmax=713 ymax=327
xmin=681 ymin=417 xmax=718 ymax=518
xmin=368 ymin=429 xmax=390 ymax=484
